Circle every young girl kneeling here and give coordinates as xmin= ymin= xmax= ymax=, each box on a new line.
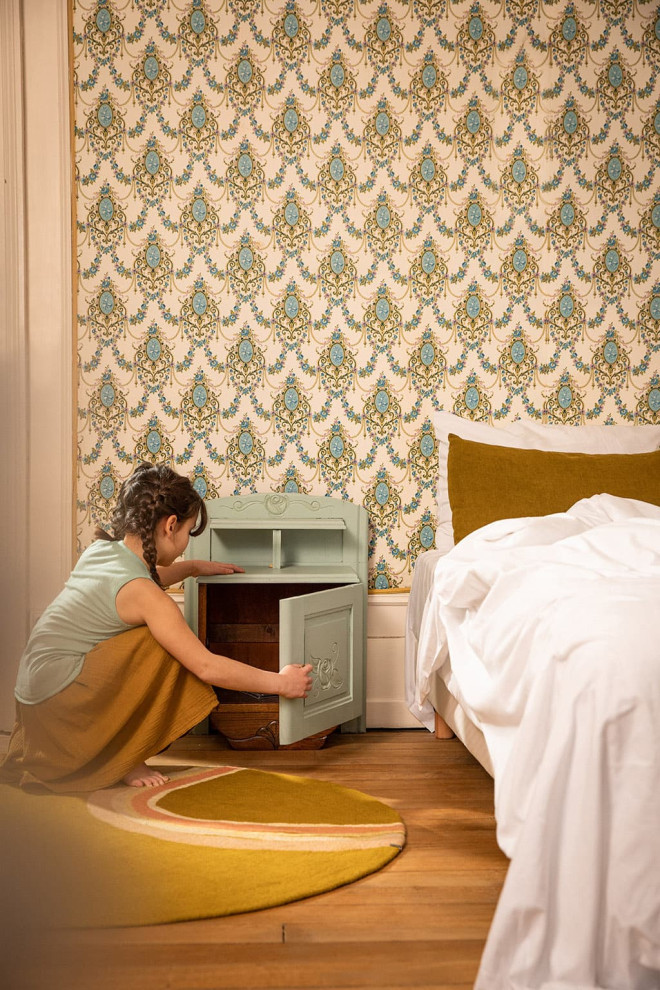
xmin=0 ymin=463 xmax=312 ymax=792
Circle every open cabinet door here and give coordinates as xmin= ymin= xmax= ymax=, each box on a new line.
xmin=278 ymin=583 xmax=364 ymax=746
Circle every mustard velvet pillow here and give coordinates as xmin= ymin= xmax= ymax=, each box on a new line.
xmin=447 ymin=434 xmax=660 ymax=543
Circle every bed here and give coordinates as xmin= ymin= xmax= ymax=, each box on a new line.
xmin=405 ymin=412 xmax=660 ymax=990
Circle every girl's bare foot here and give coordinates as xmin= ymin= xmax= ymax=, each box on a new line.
xmin=122 ymin=763 xmax=169 ymax=788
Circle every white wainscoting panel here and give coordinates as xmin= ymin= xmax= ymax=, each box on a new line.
xmin=366 ymin=593 xmax=419 ymax=729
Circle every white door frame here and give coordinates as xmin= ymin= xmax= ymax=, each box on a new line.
xmin=0 ymin=0 xmax=72 ymax=727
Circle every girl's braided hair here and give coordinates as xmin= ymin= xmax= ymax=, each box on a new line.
xmin=95 ymin=462 xmax=207 ymax=586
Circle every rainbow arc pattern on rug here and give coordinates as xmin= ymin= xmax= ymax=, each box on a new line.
xmin=87 ymin=765 xmax=406 ymax=850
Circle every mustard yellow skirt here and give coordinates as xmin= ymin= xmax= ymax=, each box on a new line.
xmin=0 ymin=626 xmax=217 ymax=793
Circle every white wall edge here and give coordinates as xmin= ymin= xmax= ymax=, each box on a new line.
xmin=24 ymin=0 xmax=73 ymax=611
xmin=0 ymin=1 xmax=74 ymax=729
xmin=0 ymin=0 xmax=29 ymax=727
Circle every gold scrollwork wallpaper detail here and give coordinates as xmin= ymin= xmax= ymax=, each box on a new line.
xmin=74 ymin=0 xmax=660 ymax=588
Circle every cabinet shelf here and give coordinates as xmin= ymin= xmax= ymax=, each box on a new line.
xmin=210 ymin=519 xmax=346 ymax=531
xmin=209 ymin=518 xmax=348 ymax=570
xmin=198 ymin=565 xmax=360 ymax=584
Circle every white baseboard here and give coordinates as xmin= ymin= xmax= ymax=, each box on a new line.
xmin=366 ymin=699 xmax=422 ymax=729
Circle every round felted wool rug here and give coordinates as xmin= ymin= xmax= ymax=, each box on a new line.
xmin=0 ymin=766 xmax=405 ymax=928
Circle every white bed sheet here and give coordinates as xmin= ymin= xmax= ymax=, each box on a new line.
xmin=410 ymin=494 xmax=660 ymax=990
xmin=405 ymin=547 xmax=445 ymax=731
xmin=405 ymin=550 xmax=493 ymax=773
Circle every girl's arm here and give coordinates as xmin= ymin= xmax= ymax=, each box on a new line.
xmin=157 ymin=559 xmax=245 ymax=587
xmin=115 ymin=578 xmax=311 ymax=698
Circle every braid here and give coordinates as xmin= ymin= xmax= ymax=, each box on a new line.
xmin=141 ymin=523 xmax=161 ymax=586
xmin=129 ymin=485 xmax=163 ymax=586
xmin=99 ymin=462 xmax=207 ymax=584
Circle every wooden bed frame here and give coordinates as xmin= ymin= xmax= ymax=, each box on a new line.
xmin=434 ymin=712 xmax=454 ymax=739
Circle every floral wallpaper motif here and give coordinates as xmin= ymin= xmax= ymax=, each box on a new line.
xmin=73 ymin=0 xmax=660 ymax=587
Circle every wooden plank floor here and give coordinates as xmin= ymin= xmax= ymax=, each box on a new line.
xmin=2 ymin=730 xmax=508 ymax=990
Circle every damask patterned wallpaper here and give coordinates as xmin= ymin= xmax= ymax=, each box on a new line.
xmin=73 ymin=0 xmax=660 ymax=586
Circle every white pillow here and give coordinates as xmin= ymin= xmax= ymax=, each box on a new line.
xmin=433 ymin=411 xmax=660 ymax=556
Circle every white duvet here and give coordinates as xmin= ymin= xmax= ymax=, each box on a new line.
xmin=411 ymin=495 xmax=660 ymax=990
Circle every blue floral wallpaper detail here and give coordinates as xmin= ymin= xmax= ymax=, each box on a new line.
xmin=73 ymin=0 xmax=660 ymax=586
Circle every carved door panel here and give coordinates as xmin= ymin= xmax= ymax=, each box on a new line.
xmin=278 ymin=583 xmax=364 ymax=746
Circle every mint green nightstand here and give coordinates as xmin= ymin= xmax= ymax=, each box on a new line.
xmin=185 ymin=493 xmax=367 ymax=749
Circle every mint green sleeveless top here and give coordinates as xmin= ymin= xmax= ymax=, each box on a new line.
xmin=15 ymin=540 xmax=152 ymax=705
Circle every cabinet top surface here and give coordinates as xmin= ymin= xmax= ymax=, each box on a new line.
xmin=202 ymin=493 xmax=365 ymax=520
xmin=209 ymin=518 xmax=346 ymax=530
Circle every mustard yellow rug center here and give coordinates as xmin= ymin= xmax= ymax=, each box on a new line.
xmin=0 ymin=766 xmax=405 ymax=929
